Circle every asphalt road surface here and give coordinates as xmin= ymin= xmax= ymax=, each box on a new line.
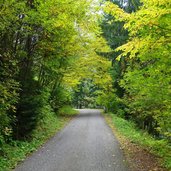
xmin=14 ymin=109 xmax=129 ymax=171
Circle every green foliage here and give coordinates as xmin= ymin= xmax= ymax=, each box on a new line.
xmin=0 ymin=0 xmax=113 ymax=168
xmin=96 ymin=90 xmax=117 ymax=112
xmin=0 ymin=0 xmax=104 ymax=139
xmin=13 ymin=86 xmax=50 ymax=139
xmin=0 ymin=1 xmax=112 ymax=169
xmin=72 ymin=79 xmax=98 ymax=109
xmin=100 ymin=0 xmax=141 ymax=117
xmin=0 ymin=112 xmax=71 ymax=171
xmin=50 ymin=86 xmax=72 ymax=112
xmin=104 ymin=0 xmax=171 ymax=138
xmin=108 ymin=113 xmax=171 ymax=169
xmin=58 ymin=105 xmax=79 ymax=116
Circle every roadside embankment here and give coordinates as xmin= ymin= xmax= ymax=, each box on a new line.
xmin=0 ymin=108 xmax=78 ymax=171
xmin=103 ymin=113 xmax=171 ymax=171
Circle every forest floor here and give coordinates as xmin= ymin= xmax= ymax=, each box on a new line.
xmin=104 ymin=113 xmax=168 ymax=171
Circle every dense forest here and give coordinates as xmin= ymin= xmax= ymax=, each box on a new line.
xmin=0 ymin=0 xmax=109 ymax=139
xmin=103 ymin=0 xmax=171 ymax=138
xmin=0 ymin=0 xmax=171 ymax=170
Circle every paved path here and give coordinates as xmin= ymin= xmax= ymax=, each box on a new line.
xmin=14 ymin=109 xmax=129 ymax=171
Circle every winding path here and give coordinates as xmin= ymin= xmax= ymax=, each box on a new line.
xmin=14 ymin=109 xmax=129 ymax=171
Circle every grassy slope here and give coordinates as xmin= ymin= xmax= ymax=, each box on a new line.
xmin=0 ymin=107 xmax=78 ymax=171
xmin=104 ymin=113 xmax=171 ymax=170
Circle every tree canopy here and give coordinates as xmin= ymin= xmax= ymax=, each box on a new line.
xmin=0 ymin=1 xmax=171 ymax=169
xmin=104 ymin=0 xmax=171 ymax=137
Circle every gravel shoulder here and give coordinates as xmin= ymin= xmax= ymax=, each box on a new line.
xmin=14 ymin=109 xmax=129 ymax=171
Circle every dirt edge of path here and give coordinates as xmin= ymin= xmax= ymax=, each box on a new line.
xmin=104 ymin=114 xmax=168 ymax=171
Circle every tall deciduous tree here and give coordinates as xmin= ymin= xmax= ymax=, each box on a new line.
xmin=0 ymin=0 xmax=110 ymax=141
xmin=105 ymin=0 xmax=171 ymax=137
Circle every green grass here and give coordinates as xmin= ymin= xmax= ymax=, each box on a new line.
xmin=0 ymin=108 xmax=78 ymax=171
xmin=106 ymin=113 xmax=171 ymax=170
xmin=58 ymin=105 xmax=79 ymax=116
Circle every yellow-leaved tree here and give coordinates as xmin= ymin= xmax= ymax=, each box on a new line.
xmin=105 ymin=0 xmax=171 ymax=138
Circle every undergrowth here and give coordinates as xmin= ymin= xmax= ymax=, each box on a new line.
xmin=106 ymin=113 xmax=171 ymax=170
xmin=0 ymin=107 xmax=78 ymax=171
xmin=58 ymin=105 xmax=79 ymax=116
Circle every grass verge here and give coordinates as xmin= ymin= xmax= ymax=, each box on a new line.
xmin=0 ymin=108 xmax=78 ymax=171
xmin=103 ymin=112 xmax=171 ymax=170
xmin=58 ymin=105 xmax=79 ymax=116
